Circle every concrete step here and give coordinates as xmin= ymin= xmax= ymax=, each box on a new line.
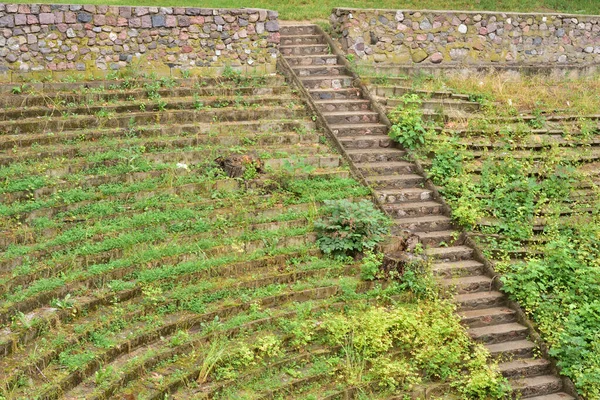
xmin=314 ymin=99 xmax=371 ymax=112
xmin=365 ymin=173 xmax=424 ymax=189
xmin=384 ymin=201 xmax=443 ymax=218
xmin=469 ymin=322 xmax=529 ymax=344
xmin=459 ymin=307 xmax=517 ymax=328
xmin=285 ymin=54 xmax=339 ymax=66
xmin=498 ymin=358 xmax=551 ymax=379
xmin=376 ymin=187 xmax=434 ymax=204
xmin=280 ymin=34 xmax=323 ymax=46
xmin=357 ymin=160 xmax=416 ymax=175
xmin=322 ymin=111 xmax=379 ymax=125
xmin=368 ymin=84 xmax=471 ymax=101
xmin=338 ymin=134 xmax=394 ymax=149
xmin=487 ymin=339 xmax=536 ymax=360
xmin=395 ymin=215 xmax=454 ymax=233
xmin=346 ymin=148 xmax=407 ymax=163
xmin=416 ymin=230 xmax=458 ymax=247
xmin=300 ymin=75 xmax=354 ymax=89
xmin=510 ymin=375 xmax=563 ymax=398
xmin=438 ymin=275 xmax=493 ymax=294
xmin=425 ymin=245 xmax=472 ymax=262
xmin=309 ymin=88 xmax=362 ymax=100
xmin=279 ymin=44 xmax=329 ymax=56
xmin=524 ymin=393 xmax=575 ymax=400
xmin=383 ymin=97 xmax=480 ymax=113
xmin=432 ymin=259 xmax=485 ymax=278
xmin=456 ymin=291 xmax=506 ymax=311
xmin=330 ymin=123 xmax=388 ymax=137
xmin=293 ymin=65 xmax=347 ymax=77
xmin=280 ymin=24 xmax=317 ymax=36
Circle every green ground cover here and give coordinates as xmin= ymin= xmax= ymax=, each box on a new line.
xmin=20 ymin=0 xmax=600 ymax=20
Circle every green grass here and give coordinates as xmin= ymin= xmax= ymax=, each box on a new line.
xmin=19 ymin=0 xmax=600 ymax=20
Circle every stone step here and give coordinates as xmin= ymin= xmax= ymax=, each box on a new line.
xmin=469 ymin=322 xmax=529 ymax=344
xmin=346 ymin=148 xmax=407 ymax=163
xmin=338 ymin=134 xmax=394 ymax=149
xmin=510 ymin=375 xmax=563 ymax=398
xmin=279 ymin=44 xmax=330 ymax=56
xmin=368 ymin=84 xmax=471 ymax=101
xmin=395 ymin=215 xmax=454 ymax=233
xmin=356 ymin=160 xmax=416 ymax=175
xmin=459 ymin=307 xmax=517 ymax=328
xmin=486 ymin=339 xmax=536 ymax=360
xmin=279 ymin=24 xmax=317 ymax=36
xmin=376 ymin=187 xmax=434 ymax=204
xmin=365 ymin=173 xmax=424 ymax=189
xmin=384 ymin=201 xmax=443 ymax=218
xmin=524 ymin=393 xmax=575 ymax=400
xmin=300 ymin=75 xmax=354 ymax=89
xmin=330 ymin=123 xmax=388 ymax=137
xmin=498 ymin=358 xmax=551 ymax=379
xmin=323 ymin=111 xmax=379 ymax=125
xmin=416 ymin=230 xmax=458 ymax=247
xmin=293 ymin=65 xmax=348 ymax=77
xmin=432 ymin=259 xmax=485 ymax=278
xmin=314 ymin=99 xmax=371 ymax=112
xmin=456 ymin=291 xmax=506 ymax=311
xmin=383 ymin=97 xmax=480 ymax=113
xmin=280 ymin=34 xmax=323 ymax=46
xmin=438 ymin=275 xmax=493 ymax=294
xmin=285 ymin=54 xmax=339 ymax=66
xmin=308 ymin=88 xmax=362 ymax=100
xmin=425 ymin=245 xmax=472 ymax=262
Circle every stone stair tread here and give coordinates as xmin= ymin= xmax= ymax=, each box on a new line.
xmin=330 ymin=123 xmax=388 ymax=130
xmin=416 ymin=229 xmax=456 ymax=238
xmin=365 ymin=173 xmax=423 ymax=182
xmin=280 ymin=43 xmax=328 ymax=48
xmin=280 ymin=33 xmax=322 ymax=38
xmin=459 ymin=307 xmax=515 ymax=320
xmin=322 ymin=110 xmax=378 ymax=116
xmin=455 ymin=290 xmax=504 ymax=303
xmin=385 ymin=200 xmax=442 ymax=209
xmin=433 ymin=259 xmax=482 ymax=270
xmin=395 ymin=215 xmax=452 ymax=224
xmin=357 ymin=160 xmax=413 ymax=168
xmin=486 ymin=339 xmax=536 ymax=354
xmin=498 ymin=358 xmax=551 ymax=374
xmin=439 ymin=275 xmax=492 ymax=285
xmin=469 ymin=322 xmax=528 ymax=337
xmin=524 ymin=393 xmax=575 ymax=400
xmin=509 ymin=374 xmax=563 ymax=391
xmin=314 ymin=99 xmax=370 ymax=104
xmin=299 ymin=74 xmax=353 ymax=80
xmin=425 ymin=245 xmax=471 ymax=256
xmin=376 ymin=187 xmax=431 ymax=195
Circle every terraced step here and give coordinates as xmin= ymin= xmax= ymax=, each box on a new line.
xmin=498 ymin=358 xmax=551 ymax=379
xmin=314 ymin=99 xmax=371 ymax=112
xmin=395 ymin=215 xmax=454 ymax=233
xmin=309 ymin=87 xmax=362 ymax=100
xmin=510 ymin=375 xmax=563 ymax=398
xmin=469 ymin=322 xmax=529 ymax=344
xmin=322 ymin=111 xmax=379 ymax=125
xmin=293 ymin=64 xmax=347 ymax=76
xmin=330 ymin=123 xmax=388 ymax=137
xmin=379 ymin=96 xmax=480 ymax=113
xmin=432 ymin=260 xmax=485 ymax=278
xmin=280 ymin=34 xmax=323 ymax=46
xmin=280 ymin=24 xmax=316 ymax=36
xmin=300 ymin=75 xmax=354 ymax=89
xmin=456 ymin=291 xmax=506 ymax=311
xmin=425 ymin=245 xmax=472 ymax=261
xmin=525 ymin=393 xmax=575 ymax=400
xmin=376 ymin=187 xmax=434 ymax=203
xmin=459 ymin=307 xmax=517 ymax=328
xmin=416 ymin=229 xmax=458 ymax=247
xmin=279 ymin=44 xmax=330 ymax=55
xmin=365 ymin=173 xmax=424 ymax=189
xmin=384 ymin=201 xmax=443 ymax=218
xmin=338 ymin=134 xmax=394 ymax=149
xmin=346 ymin=148 xmax=407 ymax=163
xmin=286 ymin=54 xmax=339 ymax=66
xmin=367 ymin=84 xmax=471 ymax=101
xmin=356 ymin=160 xmax=416 ymax=175
xmin=438 ymin=275 xmax=493 ymax=294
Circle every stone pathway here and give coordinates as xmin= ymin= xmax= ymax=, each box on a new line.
xmin=280 ymin=23 xmax=575 ymax=400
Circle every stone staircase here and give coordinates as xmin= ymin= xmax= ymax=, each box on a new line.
xmin=279 ymin=23 xmax=575 ymax=400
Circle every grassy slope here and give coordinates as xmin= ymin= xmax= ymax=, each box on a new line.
xmin=18 ymin=0 xmax=600 ymax=20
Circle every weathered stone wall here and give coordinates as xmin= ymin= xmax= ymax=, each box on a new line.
xmin=0 ymin=3 xmax=280 ymax=80
xmin=331 ymin=8 xmax=600 ymax=65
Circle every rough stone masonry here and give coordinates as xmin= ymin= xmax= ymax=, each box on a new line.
xmin=331 ymin=8 xmax=600 ymax=65
xmin=0 ymin=3 xmax=280 ymax=78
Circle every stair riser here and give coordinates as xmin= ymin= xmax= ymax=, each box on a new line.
xmin=368 ymin=177 xmax=424 ymax=190
xmin=348 ymin=151 xmax=406 ymax=163
xmin=490 ymin=346 xmax=534 ymax=361
xmin=301 ymin=77 xmax=353 ymax=90
xmin=459 ymin=296 xmax=506 ymax=312
xmin=433 ymin=264 xmax=485 ymax=279
xmin=280 ymin=45 xmax=329 ymax=55
xmin=378 ymin=190 xmax=433 ymax=204
xmin=325 ymin=114 xmax=379 ymax=125
xmin=360 ymin=164 xmax=416 ymax=176
xmin=280 ymin=26 xmax=317 ymax=36
xmin=338 ymin=137 xmax=395 ymax=149
xmin=462 ymin=312 xmax=517 ymax=328
xmin=512 ymin=380 xmax=563 ymax=399
xmin=442 ymin=280 xmax=492 ymax=295
xmin=427 ymin=249 xmax=473 ymax=262
xmin=332 ymin=125 xmax=388 ymax=137
xmin=419 ymin=233 xmax=458 ymax=248
xmin=371 ymin=85 xmax=468 ymax=101
xmin=471 ymin=328 xmax=528 ymax=345
xmin=501 ymin=363 xmax=551 ymax=379
xmin=310 ymin=89 xmax=362 ymax=100
xmin=386 ymin=100 xmax=480 ymax=113
xmin=396 ymin=219 xmax=454 ymax=233
xmin=385 ymin=203 xmax=442 ymax=218
xmin=294 ymin=65 xmax=347 ymax=76
xmin=281 ymin=36 xmax=323 ymax=46
xmin=286 ymin=55 xmax=339 ymax=66
xmin=317 ymin=102 xmax=371 ymax=113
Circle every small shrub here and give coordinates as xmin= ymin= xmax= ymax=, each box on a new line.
xmin=314 ymin=199 xmax=390 ymax=257
xmin=388 ymin=94 xmax=430 ymax=150
xmin=360 ymin=250 xmax=384 ymax=280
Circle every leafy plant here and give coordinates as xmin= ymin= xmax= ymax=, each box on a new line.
xmin=388 ymin=94 xmax=431 ymax=150
xmin=360 ymin=250 xmax=383 ymax=280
